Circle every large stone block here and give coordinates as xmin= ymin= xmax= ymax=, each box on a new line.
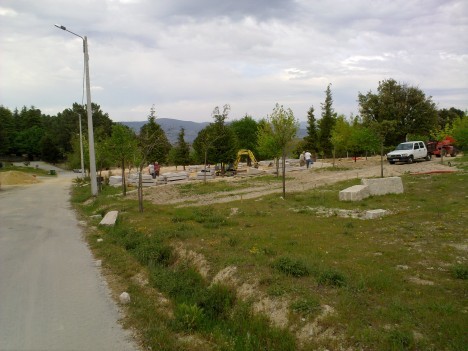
xmin=361 ymin=177 xmax=404 ymax=196
xmin=339 ymin=185 xmax=370 ymax=201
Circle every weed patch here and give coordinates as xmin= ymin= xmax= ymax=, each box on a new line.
xmin=272 ymin=257 xmax=310 ymax=277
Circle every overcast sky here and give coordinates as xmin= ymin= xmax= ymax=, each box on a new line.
xmin=1 ymin=0 xmax=467 ymax=123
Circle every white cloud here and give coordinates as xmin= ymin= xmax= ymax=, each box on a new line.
xmin=0 ymin=0 xmax=466 ymax=122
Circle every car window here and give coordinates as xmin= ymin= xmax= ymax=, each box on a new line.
xmin=414 ymin=143 xmax=419 ymax=149
xmin=419 ymin=142 xmax=424 ymax=148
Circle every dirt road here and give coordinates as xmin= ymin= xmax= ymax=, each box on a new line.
xmin=0 ymin=172 xmax=138 ymax=350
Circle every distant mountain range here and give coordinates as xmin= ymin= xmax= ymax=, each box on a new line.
xmin=120 ymin=118 xmax=307 ymax=144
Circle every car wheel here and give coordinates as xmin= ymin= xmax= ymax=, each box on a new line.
xmin=425 ymin=154 xmax=431 ymax=161
xmin=407 ymin=156 xmax=414 ymax=164
xmin=389 ymin=161 xmax=395 ymax=164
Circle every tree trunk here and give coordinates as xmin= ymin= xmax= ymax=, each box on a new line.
xmin=138 ymin=166 xmax=144 ymax=213
xmin=121 ymin=159 xmax=127 ymax=196
xmin=281 ymin=152 xmax=286 ymax=198
xmin=380 ymin=142 xmax=384 ymax=178
xmin=203 ymin=149 xmax=208 ymax=184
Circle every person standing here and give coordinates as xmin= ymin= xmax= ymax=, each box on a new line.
xmin=154 ymin=162 xmax=160 ymax=177
xmin=304 ymin=151 xmax=313 ymax=168
xmin=148 ymin=163 xmax=155 ymax=179
xmin=299 ymin=151 xmax=305 ymax=167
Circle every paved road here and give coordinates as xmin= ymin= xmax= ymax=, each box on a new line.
xmin=0 ymin=170 xmax=139 ymax=351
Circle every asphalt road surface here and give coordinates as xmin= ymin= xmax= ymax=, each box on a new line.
xmin=0 ymin=168 xmax=139 ymax=351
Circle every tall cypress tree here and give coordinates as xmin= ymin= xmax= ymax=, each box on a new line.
xmin=303 ymin=105 xmax=318 ymax=153
xmin=318 ymin=84 xmax=336 ymax=157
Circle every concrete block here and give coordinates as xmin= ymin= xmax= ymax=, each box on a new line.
xmin=109 ymin=175 xmax=122 ymax=185
xmin=196 ymin=169 xmax=216 ymax=179
xmin=361 ymin=177 xmax=403 ymax=196
xmin=162 ymin=172 xmax=189 ymax=182
xmin=339 ymin=185 xmax=370 ymax=201
xmin=363 ymin=209 xmax=388 ymax=219
xmin=99 ymin=210 xmax=118 ymax=226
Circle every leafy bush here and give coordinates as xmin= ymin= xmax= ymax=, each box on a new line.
xmin=272 ymin=257 xmax=310 ymax=277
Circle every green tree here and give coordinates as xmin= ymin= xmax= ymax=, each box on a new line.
xmin=14 ymin=125 xmax=44 ymax=159
xmin=330 ymin=115 xmax=352 ymax=161
xmin=0 ymin=106 xmax=15 ymax=155
xmin=257 ymin=103 xmax=298 ymax=198
xmin=437 ymin=107 xmax=464 ymax=129
xmin=230 ymin=114 xmax=259 ymax=154
xmin=318 ymin=84 xmax=337 ymax=157
xmin=172 ymin=128 xmax=191 ymax=170
xmin=358 ymin=78 xmax=437 ymax=145
xmin=193 ymin=105 xmax=238 ymax=174
xmin=303 ymin=105 xmax=319 ymax=153
xmin=108 ymin=124 xmax=138 ymax=196
xmin=451 ymin=114 xmax=468 ymax=150
xmin=40 ymin=134 xmax=62 ymax=163
xmin=140 ymin=106 xmax=171 ymax=164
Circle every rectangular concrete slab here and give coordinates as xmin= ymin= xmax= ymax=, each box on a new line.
xmin=339 ymin=185 xmax=370 ymax=201
xmin=364 ymin=209 xmax=388 ymax=219
xmin=361 ymin=177 xmax=404 ymax=196
xmin=99 ymin=210 xmax=118 ymax=226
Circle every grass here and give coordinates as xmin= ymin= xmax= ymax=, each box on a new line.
xmin=73 ymin=155 xmax=468 ymax=351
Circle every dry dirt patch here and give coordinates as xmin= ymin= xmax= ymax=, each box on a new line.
xmin=0 ymin=171 xmax=40 ymax=185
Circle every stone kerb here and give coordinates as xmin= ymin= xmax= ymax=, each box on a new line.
xmin=361 ymin=177 xmax=404 ymax=196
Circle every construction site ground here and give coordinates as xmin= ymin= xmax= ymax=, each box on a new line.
xmin=138 ymin=155 xmax=460 ymax=207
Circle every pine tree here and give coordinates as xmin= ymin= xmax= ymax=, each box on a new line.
xmin=174 ymin=128 xmax=191 ymax=170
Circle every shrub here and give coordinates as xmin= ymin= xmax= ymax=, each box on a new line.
xmin=272 ymin=257 xmax=310 ymax=277
xmin=174 ymin=303 xmax=204 ymax=332
xmin=200 ymin=284 xmax=236 ymax=320
xmin=452 ymin=264 xmax=468 ymax=280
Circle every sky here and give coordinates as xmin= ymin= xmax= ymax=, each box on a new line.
xmin=1 ymin=0 xmax=467 ymax=123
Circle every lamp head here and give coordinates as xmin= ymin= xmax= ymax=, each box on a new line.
xmin=54 ymin=24 xmax=66 ymax=30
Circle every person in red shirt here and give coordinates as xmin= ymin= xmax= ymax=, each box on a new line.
xmin=154 ymin=162 xmax=160 ymax=177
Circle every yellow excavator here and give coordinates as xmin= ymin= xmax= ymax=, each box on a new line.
xmin=222 ymin=149 xmax=258 ymax=176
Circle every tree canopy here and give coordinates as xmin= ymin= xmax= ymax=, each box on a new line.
xmin=358 ymin=78 xmax=438 ymax=145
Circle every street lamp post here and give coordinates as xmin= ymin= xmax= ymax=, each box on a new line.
xmin=78 ymin=113 xmax=85 ymax=177
xmin=55 ymin=24 xmax=98 ymax=195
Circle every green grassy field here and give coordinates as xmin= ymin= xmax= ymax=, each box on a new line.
xmin=73 ymin=156 xmax=468 ymax=351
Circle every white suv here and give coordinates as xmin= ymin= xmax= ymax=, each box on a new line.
xmin=386 ymin=141 xmax=430 ymax=164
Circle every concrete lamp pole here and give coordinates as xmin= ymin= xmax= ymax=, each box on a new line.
xmin=77 ymin=113 xmax=85 ymax=177
xmin=55 ymin=24 xmax=98 ymax=195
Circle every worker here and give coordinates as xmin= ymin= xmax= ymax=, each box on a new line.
xmin=154 ymin=162 xmax=160 ymax=177
xmin=299 ymin=151 xmax=305 ymax=167
xmin=148 ymin=163 xmax=155 ymax=178
xmin=304 ymin=151 xmax=313 ymax=168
